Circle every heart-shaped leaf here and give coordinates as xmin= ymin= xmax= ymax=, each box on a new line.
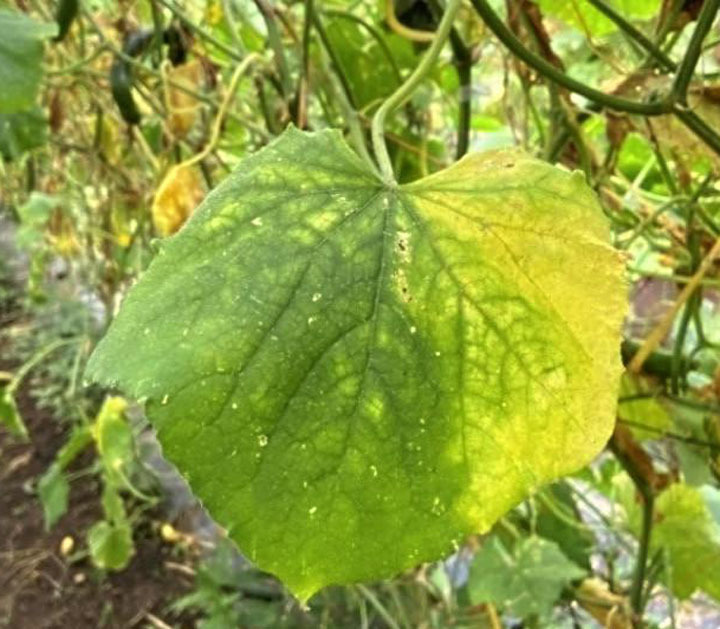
xmin=86 ymin=127 xmax=625 ymax=599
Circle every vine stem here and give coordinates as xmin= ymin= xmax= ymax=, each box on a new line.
xmin=469 ymin=0 xmax=671 ymax=115
xmin=371 ymin=0 xmax=462 ymax=184
xmin=670 ymin=0 xmax=720 ymax=104
xmin=6 ymin=338 xmax=80 ymax=396
xmin=181 ymin=53 xmax=259 ymax=169
xmin=608 ymin=429 xmax=655 ymax=624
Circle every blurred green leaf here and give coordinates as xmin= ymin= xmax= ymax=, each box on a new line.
xmin=37 ymin=465 xmax=69 ymax=530
xmin=537 ymin=0 xmax=661 ymax=37
xmin=534 ymin=483 xmax=594 ymax=570
xmin=468 ymin=536 xmax=585 ymax=620
xmin=100 ymin=483 xmax=127 ymax=524
xmin=0 ymin=107 xmax=47 ymax=160
xmin=87 ymin=519 xmax=134 ymax=571
xmin=16 ymin=192 xmax=56 ymax=250
xmin=93 ymin=397 xmax=133 ymax=486
xmin=0 ymin=9 xmax=56 ymax=113
xmin=323 ymin=15 xmax=402 ymax=108
xmin=622 ymin=481 xmax=720 ymax=600
xmin=0 ymin=383 xmax=28 ymax=440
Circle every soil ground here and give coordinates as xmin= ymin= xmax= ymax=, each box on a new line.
xmin=0 ymin=335 xmax=195 ymax=629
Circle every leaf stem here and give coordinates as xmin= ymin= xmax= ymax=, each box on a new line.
xmin=670 ymin=0 xmax=720 ymax=104
xmin=311 ymin=9 xmax=356 ymax=109
xmin=252 ymin=0 xmax=293 ymax=99
xmin=607 ymin=431 xmax=655 ymax=622
xmin=7 ymin=338 xmax=79 ymax=396
xmin=371 ymin=0 xmax=462 ymax=184
xmin=182 ymin=54 xmax=259 ymax=169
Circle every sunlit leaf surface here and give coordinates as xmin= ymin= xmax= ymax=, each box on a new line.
xmin=86 ymin=127 xmax=625 ymax=599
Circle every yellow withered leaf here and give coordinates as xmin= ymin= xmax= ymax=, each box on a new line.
xmin=152 ymin=164 xmax=205 ymax=236
xmin=166 ymin=60 xmax=203 ymax=139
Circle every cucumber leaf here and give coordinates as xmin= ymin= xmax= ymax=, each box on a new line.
xmin=86 ymin=127 xmax=625 ymax=599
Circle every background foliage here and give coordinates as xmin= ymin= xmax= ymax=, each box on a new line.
xmin=3 ymin=0 xmax=720 ymax=627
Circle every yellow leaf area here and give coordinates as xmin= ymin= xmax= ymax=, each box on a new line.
xmin=165 ymin=60 xmax=202 ymax=139
xmin=403 ymin=152 xmax=627 ymax=530
xmin=47 ymin=207 xmax=80 ymax=256
xmin=152 ymin=164 xmax=205 ymax=236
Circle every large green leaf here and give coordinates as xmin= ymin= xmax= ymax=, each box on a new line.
xmin=467 ymin=536 xmax=585 ymax=620
xmin=86 ymin=127 xmax=625 ymax=599
xmin=0 ymin=9 xmax=56 ymax=113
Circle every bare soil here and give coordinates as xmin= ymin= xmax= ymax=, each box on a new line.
xmin=0 ymin=339 xmax=195 ymax=629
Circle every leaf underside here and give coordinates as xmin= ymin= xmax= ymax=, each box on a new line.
xmin=86 ymin=127 xmax=626 ymax=600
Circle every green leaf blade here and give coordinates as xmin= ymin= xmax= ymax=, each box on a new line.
xmin=86 ymin=127 xmax=625 ymax=599
xmin=468 ymin=536 xmax=586 ymax=620
xmin=0 ymin=9 xmax=57 ymax=114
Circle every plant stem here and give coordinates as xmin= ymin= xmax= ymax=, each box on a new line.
xmin=312 ymin=9 xmax=377 ymax=175
xmin=7 ymin=339 xmax=79 ymax=395
xmin=670 ymin=0 xmax=720 ymax=104
xmin=156 ymin=0 xmax=242 ymax=61
xmin=296 ymin=0 xmax=314 ymax=128
xmin=633 ymin=495 xmax=655 ymax=621
xmin=355 ymin=585 xmax=401 ymax=629
xmin=427 ymin=0 xmax=472 ymax=159
xmin=608 ymin=431 xmax=655 ymax=623
xmin=673 ymin=104 xmax=720 ymax=157
xmin=454 ymin=57 xmax=472 ymax=159
xmin=469 ymin=0 xmax=672 ymax=115
xmin=311 ymin=10 xmax=357 ymax=109
xmin=252 ymin=0 xmax=293 ymax=99
xmin=628 ymin=235 xmax=720 ymax=373
xmin=371 ymin=0 xmax=462 ymax=184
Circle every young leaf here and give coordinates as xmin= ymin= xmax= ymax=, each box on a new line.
xmin=0 ymin=383 xmax=29 ymax=440
xmin=467 ymin=536 xmax=585 ymax=620
xmin=36 ymin=426 xmax=92 ymax=529
xmin=86 ymin=127 xmax=626 ymax=599
xmin=87 ymin=520 xmax=134 ymax=571
xmin=93 ymin=396 xmax=133 ymax=486
xmin=37 ymin=465 xmax=69 ymax=530
xmin=0 ymin=9 xmax=57 ymax=113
